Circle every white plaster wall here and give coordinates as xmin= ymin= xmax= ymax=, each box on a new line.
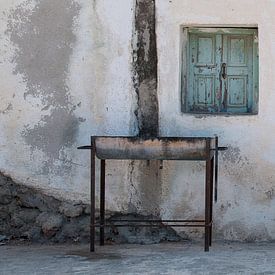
xmin=1 ymin=0 xmax=275 ymax=241
xmin=70 ymin=0 xmax=137 ymax=210
xmin=156 ymin=0 xmax=275 ymax=240
xmin=0 ymin=0 xmax=136 ymax=210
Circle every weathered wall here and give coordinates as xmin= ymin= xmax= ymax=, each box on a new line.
xmin=156 ymin=0 xmax=275 ymax=241
xmin=1 ymin=0 xmax=275 ymax=243
xmin=0 ymin=0 xmax=136 ymax=207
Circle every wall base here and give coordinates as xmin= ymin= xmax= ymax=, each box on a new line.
xmin=0 ymin=173 xmax=183 ymax=244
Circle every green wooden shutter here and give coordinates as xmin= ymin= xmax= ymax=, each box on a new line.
xmin=186 ymin=28 xmax=258 ymax=114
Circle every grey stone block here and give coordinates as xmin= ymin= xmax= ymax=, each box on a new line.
xmin=59 ymin=202 xmax=83 ymax=218
xmin=36 ymin=212 xmax=63 ymax=237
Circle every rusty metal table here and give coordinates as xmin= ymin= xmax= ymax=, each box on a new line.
xmin=78 ymin=136 xmax=226 ymax=252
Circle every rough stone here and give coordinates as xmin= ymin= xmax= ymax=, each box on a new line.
xmin=0 ymin=180 xmax=16 ymax=206
xmin=78 ymin=216 xmax=90 ymax=232
xmin=16 ymin=209 xmax=40 ymax=223
xmin=0 ymin=174 xmax=92 ymax=243
xmin=22 ymin=227 xmax=42 ymax=241
xmin=0 ymin=173 xmax=184 ymax=245
xmin=56 ymin=222 xmax=80 ymax=242
xmin=0 ymin=235 xmax=7 ymax=242
xmin=10 ymin=213 xmax=25 ymax=228
xmin=0 ymin=223 xmax=10 ymax=237
xmin=59 ymin=202 xmax=83 ymax=218
xmin=53 ymin=215 xmax=90 ymax=243
xmin=36 ymin=212 xmax=63 ymax=237
xmin=84 ymin=205 xmax=90 ymax=215
xmin=105 ymin=214 xmax=183 ymax=244
xmin=0 ymin=208 xmax=10 ymax=220
xmin=16 ymin=189 xmax=61 ymax=212
xmin=0 ymin=195 xmax=13 ymax=205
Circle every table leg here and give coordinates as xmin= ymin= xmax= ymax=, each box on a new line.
xmin=90 ymin=137 xmax=96 ymax=252
xmin=205 ymin=158 xmax=211 ymax=252
xmin=100 ymin=159 xmax=105 ymax=246
xmin=209 ymin=156 xmax=214 ymax=247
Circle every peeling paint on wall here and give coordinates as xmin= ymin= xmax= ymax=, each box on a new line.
xmin=6 ymin=0 xmax=82 ymax=174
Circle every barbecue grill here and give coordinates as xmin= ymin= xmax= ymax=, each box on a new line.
xmin=78 ymin=136 xmax=227 ymax=252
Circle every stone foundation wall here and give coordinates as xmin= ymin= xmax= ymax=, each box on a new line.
xmin=0 ymin=173 xmax=182 ymax=244
xmin=0 ymin=173 xmax=90 ymax=243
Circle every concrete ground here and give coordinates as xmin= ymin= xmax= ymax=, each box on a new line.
xmin=0 ymin=241 xmax=275 ymax=274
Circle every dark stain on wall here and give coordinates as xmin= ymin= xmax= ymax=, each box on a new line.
xmin=6 ymin=0 xmax=82 ymax=174
xmin=132 ymin=0 xmax=161 ymax=216
xmin=133 ymin=0 xmax=159 ymax=137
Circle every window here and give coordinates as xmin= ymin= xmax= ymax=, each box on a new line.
xmin=182 ymin=28 xmax=259 ymax=114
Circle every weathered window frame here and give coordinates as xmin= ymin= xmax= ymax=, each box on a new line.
xmin=181 ymin=27 xmax=259 ymax=115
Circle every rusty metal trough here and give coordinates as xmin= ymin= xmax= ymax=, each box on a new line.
xmin=78 ymin=136 xmax=227 ymax=252
xmin=94 ymin=137 xmax=216 ymax=160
